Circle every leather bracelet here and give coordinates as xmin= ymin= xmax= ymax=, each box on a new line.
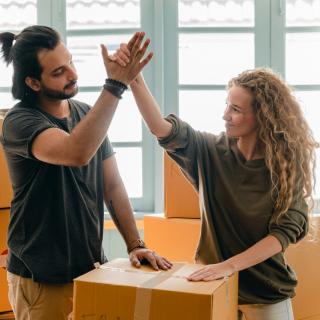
xmin=103 ymin=78 xmax=128 ymax=99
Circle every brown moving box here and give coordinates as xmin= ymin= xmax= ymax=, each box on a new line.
xmin=0 ymin=117 xmax=13 ymax=209
xmin=73 ymin=258 xmax=238 ymax=320
xmin=0 ymin=116 xmax=12 ymax=313
xmin=285 ymin=216 xmax=320 ymax=320
xmin=0 ymin=311 xmax=15 ymax=320
xmin=144 ymin=214 xmax=200 ymax=262
xmin=144 ymin=214 xmax=320 ymax=320
xmin=0 ymin=208 xmax=10 ymax=312
xmin=164 ymin=152 xmax=200 ymax=219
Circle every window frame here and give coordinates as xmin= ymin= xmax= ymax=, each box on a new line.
xmin=1 ymin=0 xmax=320 ymax=213
xmin=47 ymin=0 xmax=157 ymax=211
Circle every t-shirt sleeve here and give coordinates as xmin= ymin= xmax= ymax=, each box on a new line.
xmin=100 ymin=135 xmax=114 ymax=161
xmin=268 ymin=199 xmax=308 ymax=251
xmin=1 ymin=109 xmax=58 ymax=159
xmin=158 ymin=114 xmax=200 ymax=189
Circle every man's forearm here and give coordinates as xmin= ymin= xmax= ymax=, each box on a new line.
xmin=105 ymin=182 xmax=140 ymax=249
xmin=67 ymin=89 xmax=119 ymax=164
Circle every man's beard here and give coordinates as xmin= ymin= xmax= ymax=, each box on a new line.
xmin=41 ymin=80 xmax=78 ymax=100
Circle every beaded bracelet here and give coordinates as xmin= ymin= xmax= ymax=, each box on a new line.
xmin=103 ymin=78 xmax=128 ymax=99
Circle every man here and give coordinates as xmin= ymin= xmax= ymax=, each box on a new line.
xmin=0 ymin=25 xmax=171 ymax=320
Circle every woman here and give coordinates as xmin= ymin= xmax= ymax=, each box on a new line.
xmin=113 ymin=44 xmax=317 ymax=320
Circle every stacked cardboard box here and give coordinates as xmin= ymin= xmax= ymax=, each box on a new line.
xmin=145 ymin=152 xmax=320 ymax=320
xmin=285 ymin=219 xmax=320 ymax=320
xmin=145 ymin=153 xmax=238 ymax=319
xmin=0 ymin=311 xmax=14 ymax=320
xmin=144 ymin=214 xmax=200 ymax=263
xmin=0 ymin=208 xmax=10 ymax=313
xmin=0 ymin=117 xmax=12 ymax=209
xmin=0 ymin=116 xmax=13 ymax=313
xmin=146 ymin=153 xmax=201 ymax=262
xmin=73 ymin=258 xmax=238 ymax=320
xmin=164 ymin=153 xmax=200 ymax=219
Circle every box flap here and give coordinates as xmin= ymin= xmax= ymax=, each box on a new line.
xmin=73 ymin=259 xmax=238 ymax=320
xmin=155 ymin=264 xmax=225 ymax=295
xmin=75 ymin=258 xmax=227 ymax=296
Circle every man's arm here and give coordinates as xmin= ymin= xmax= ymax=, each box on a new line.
xmin=32 ymin=90 xmax=120 ymax=166
xmin=32 ymin=32 xmax=152 ymax=167
xmin=103 ymin=155 xmax=172 ymax=270
xmin=103 ymin=155 xmax=140 ymax=247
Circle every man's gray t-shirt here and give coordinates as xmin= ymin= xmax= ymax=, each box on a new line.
xmin=1 ymin=99 xmax=113 ymax=284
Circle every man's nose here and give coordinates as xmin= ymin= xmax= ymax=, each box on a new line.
xmin=67 ymin=66 xmax=77 ymax=80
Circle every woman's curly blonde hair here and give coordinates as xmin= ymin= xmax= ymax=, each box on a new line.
xmin=228 ymin=68 xmax=318 ymax=221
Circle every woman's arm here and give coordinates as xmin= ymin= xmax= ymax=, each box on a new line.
xmin=188 ymin=235 xmax=282 ymax=281
xmin=112 ymin=42 xmax=172 ymax=139
xmin=130 ymin=74 xmax=172 ymax=139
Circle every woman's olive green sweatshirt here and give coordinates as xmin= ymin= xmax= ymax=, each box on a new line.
xmin=159 ymin=114 xmax=308 ymax=305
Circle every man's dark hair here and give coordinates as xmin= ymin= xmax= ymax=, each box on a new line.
xmin=0 ymin=25 xmax=60 ymax=103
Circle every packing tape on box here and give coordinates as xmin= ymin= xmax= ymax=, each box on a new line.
xmin=99 ymin=263 xmax=231 ymax=320
xmin=100 ymin=263 xmax=185 ymax=320
xmin=133 ymin=263 xmax=185 ymax=320
xmin=224 ymin=275 xmax=230 ymax=309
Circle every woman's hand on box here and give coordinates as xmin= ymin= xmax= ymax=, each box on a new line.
xmin=187 ymin=261 xmax=235 ymax=281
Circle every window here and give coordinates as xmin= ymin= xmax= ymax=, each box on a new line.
xmin=1 ymin=0 xmax=320 ymax=212
xmin=282 ymin=0 xmax=320 ymax=202
xmin=64 ymin=0 xmax=154 ymax=210
xmin=163 ymin=0 xmax=320 ymax=211
xmin=0 ymin=0 xmax=155 ymax=211
xmin=167 ymin=0 xmax=255 ymax=133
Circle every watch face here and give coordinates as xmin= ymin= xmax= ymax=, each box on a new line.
xmin=137 ymin=239 xmax=145 ymax=246
xmin=127 ymin=239 xmax=146 ymax=254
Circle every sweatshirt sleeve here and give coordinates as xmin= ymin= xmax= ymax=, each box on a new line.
xmin=158 ymin=114 xmax=200 ymax=189
xmin=268 ymin=199 xmax=308 ymax=251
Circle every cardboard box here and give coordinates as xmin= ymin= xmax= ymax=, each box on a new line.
xmin=73 ymin=258 xmax=238 ymax=320
xmin=144 ymin=214 xmax=201 ymax=263
xmin=285 ymin=216 xmax=320 ymax=320
xmin=0 ymin=208 xmax=11 ymax=312
xmin=0 ymin=311 xmax=15 ymax=320
xmin=144 ymin=214 xmax=320 ymax=320
xmin=164 ymin=152 xmax=200 ymax=219
xmin=0 ymin=117 xmax=13 ymax=209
